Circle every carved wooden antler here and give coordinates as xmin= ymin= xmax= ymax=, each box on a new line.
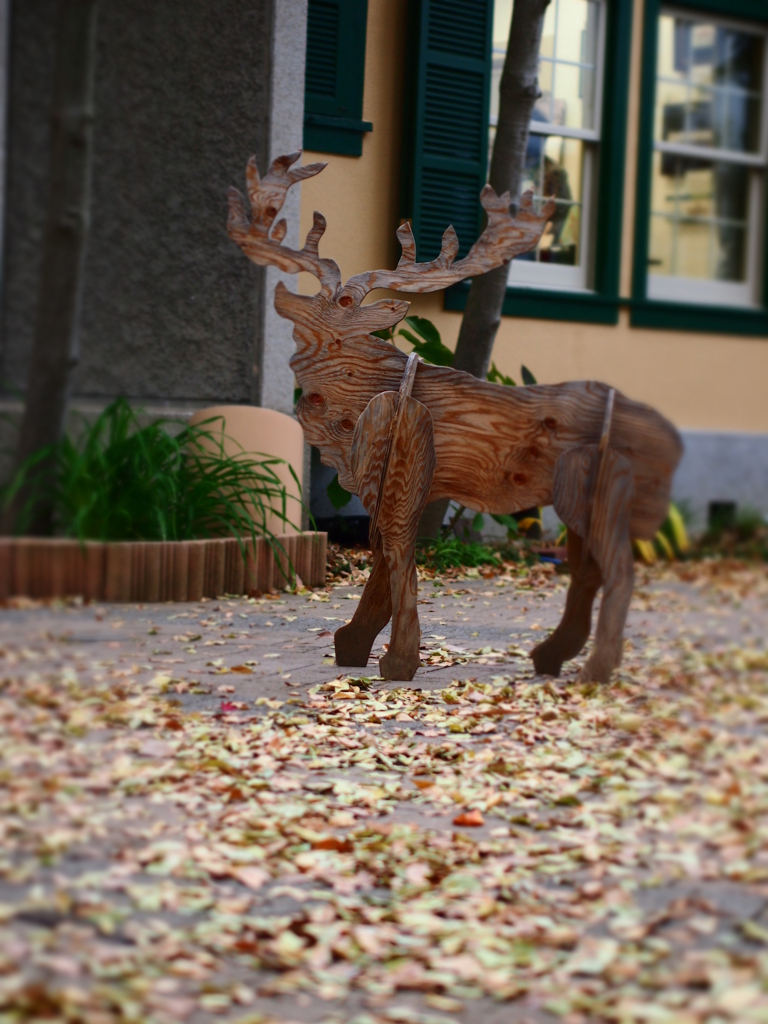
xmin=337 ymin=185 xmax=556 ymax=306
xmin=228 ymin=152 xmax=555 ymax=306
xmin=226 ymin=151 xmax=342 ymax=297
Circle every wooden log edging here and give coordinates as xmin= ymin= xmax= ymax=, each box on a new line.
xmin=0 ymin=532 xmax=327 ymax=602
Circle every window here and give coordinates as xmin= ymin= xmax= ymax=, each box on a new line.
xmin=409 ymin=0 xmax=632 ymax=325
xmin=647 ymin=9 xmax=767 ymax=308
xmin=493 ymin=0 xmax=606 ymax=292
xmin=303 ymin=0 xmax=372 ymax=157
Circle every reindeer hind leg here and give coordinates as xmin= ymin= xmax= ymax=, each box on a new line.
xmin=531 ymin=449 xmax=598 ymax=677
xmin=531 ymin=527 xmax=602 ymax=677
xmin=578 ymin=450 xmax=634 ymax=684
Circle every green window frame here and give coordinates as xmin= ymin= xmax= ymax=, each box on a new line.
xmin=404 ymin=0 xmax=632 ymax=325
xmin=303 ymin=0 xmax=372 ymax=157
xmin=631 ymin=0 xmax=768 ymax=335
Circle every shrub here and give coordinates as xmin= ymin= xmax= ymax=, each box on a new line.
xmin=2 ymin=398 xmax=303 ymax=544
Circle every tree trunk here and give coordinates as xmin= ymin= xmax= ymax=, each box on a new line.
xmin=5 ymin=0 xmax=99 ymax=534
xmin=418 ymin=0 xmax=550 ymax=538
xmin=452 ymin=0 xmax=550 ymax=379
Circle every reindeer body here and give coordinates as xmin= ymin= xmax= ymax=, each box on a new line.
xmin=291 ymin=329 xmax=681 ymax=538
xmin=228 ymin=152 xmax=683 ymax=683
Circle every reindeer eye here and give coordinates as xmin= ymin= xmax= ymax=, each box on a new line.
xmin=266 ymin=206 xmax=277 ymax=218
xmin=338 ymin=295 xmax=353 ymax=307
xmin=340 ymin=418 xmax=355 ymax=432
xmin=307 ymin=393 xmax=323 ymax=407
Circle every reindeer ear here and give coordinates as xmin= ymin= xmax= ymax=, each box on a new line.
xmin=357 ymin=298 xmax=410 ymax=331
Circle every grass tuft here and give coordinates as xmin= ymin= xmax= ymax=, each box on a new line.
xmin=2 ymin=399 xmax=304 ymax=548
xmin=415 ymin=536 xmax=502 ymax=572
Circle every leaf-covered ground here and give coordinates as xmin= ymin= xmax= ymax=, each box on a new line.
xmin=0 ymin=557 xmax=767 ymax=1023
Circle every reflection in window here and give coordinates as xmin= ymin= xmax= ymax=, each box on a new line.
xmin=650 ymin=155 xmax=748 ymax=282
xmin=491 ymin=0 xmax=604 ymax=290
xmin=648 ymin=11 xmax=766 ymax=306
xmin=520 ymin=130 xmax=583 ymax=267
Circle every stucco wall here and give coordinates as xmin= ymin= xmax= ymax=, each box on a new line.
xmin=299 ymin=0 xmax=768 ymax=438
xmin=2 ymin=0 xmax=274 ymax=406
xmin=299 ymin=0 xmax=408 ymax=294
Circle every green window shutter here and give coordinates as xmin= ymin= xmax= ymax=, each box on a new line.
xmin=303 ymin=0 xmax=372 ymax=157
xmin=408 ymin=0 xmax=493 ymax=260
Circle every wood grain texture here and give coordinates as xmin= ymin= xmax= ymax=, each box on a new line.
xmin=540 ymin=444 xmax=636 ymax=683
xmin=344 ymin=389 xmax=436 ymax=680
xmin=532 ymin=528 xmax=603 ymax=677
xmin=1 ymin=533 xmax=327 ymax=602
xmin=228 ymin=154 xmax=685 ymax=683
xmin=579 ymin=449 xmax=635 ymax=684
xmin=334 ymin=547 xmax=392 ymax=668
xmin=375 ymin=393 xmax=435 ymax=681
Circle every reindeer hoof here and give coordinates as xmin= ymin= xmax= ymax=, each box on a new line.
xmin=334 ymin=624 xmax=373 ymax=667
xmin=379 ymin=650 xmax=419 ymax=682
xmin=531 ymin=639 xmax=564 ymax=678
xmin=577 ymin=653 xmax=614 ymax=685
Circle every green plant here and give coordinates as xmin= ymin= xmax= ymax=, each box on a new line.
xmin=1 ymin=399 xmax=303 ymax=546
xmin=374 ymin=315 xmax=455 ymax=366
xmin=327 ymin=473 xmax=353 ymax=510
xmin=415 ymin=535 xmax=502 ymax=572
xmin=693 ymin=503 xmax=767 ymax=561
xmin=735 ymin=505 xmax=766 ymax=543
xmin=487 ymin=362 xmax=537 ymax=387
xmin=633 ymin=502 xmax=690 ymax=563
xmin=487 ymin=362 xmax=516 ymax=386
xmin=441 ymin=503 xmax=519 ymax=543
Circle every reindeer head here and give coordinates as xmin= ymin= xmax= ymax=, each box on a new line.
xmin=227 ymin=152 xmax=555 ymax=485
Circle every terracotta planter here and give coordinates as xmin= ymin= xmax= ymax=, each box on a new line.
xmin=0 ymin=532 xmax=327 ymax=602
xmin=188 ymin=406 xmax=306 ymax=537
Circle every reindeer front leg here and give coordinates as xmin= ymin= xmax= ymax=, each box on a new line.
xmin=339 ymin=388 xmax=435 ymax=681
xmin=334 ymin=546 xmax=392 ymax=667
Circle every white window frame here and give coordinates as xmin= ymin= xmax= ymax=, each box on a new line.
xmin=494 ymin=0 xmax=608 ymax=293
xmin=647 ymin=6 xmax=768 ymax=309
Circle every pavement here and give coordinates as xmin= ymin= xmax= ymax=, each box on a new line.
xmin=0 ymin=555 xmax=767 ymax=1023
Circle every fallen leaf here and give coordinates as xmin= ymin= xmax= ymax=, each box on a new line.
xmin=453 ymin=809 xmax=484 ymax=827
xmin=312 ymin=836 xmax=354 ymax=852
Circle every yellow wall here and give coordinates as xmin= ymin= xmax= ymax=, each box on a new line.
xmin=300 ymin=0 xmax=768 ymax=434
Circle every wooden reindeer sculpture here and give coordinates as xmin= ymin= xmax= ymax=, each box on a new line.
xmin=228 ymin=152 xmax=683 ymax=684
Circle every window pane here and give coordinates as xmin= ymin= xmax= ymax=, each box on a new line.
xmin=491 ymin=0 xmax=601 ymax=133
xmin=519 ymin=136 xmax=584 ymax=267
xmin=656 ymin=13 xmax=764 ymax=154
xmin=538 ymin=0 xmax=600 ymax=131
xmin=648 ymin=151 xmax=749 ymax=282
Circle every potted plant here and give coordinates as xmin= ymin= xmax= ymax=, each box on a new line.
xmin=0 ymin=399 xmax=326 ymax=601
